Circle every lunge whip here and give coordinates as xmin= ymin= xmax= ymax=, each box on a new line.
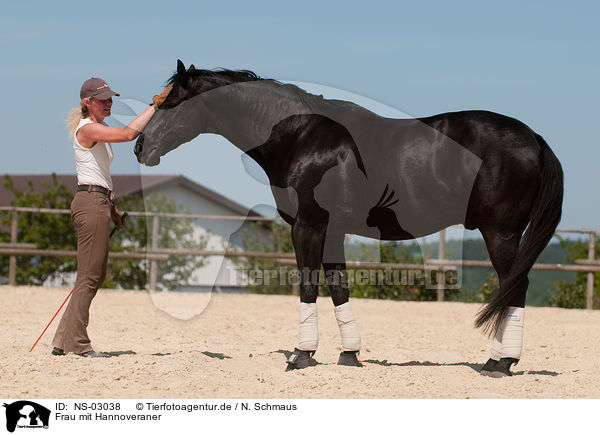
xmin=29 ymin=287 xmax=74 ymax=352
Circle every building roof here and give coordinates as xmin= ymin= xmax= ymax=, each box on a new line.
xmin=0 ymin=174 xmax=260 ymax=217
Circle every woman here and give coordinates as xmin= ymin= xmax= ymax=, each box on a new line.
xmin=51 ymin=77 xmax=172 ymax=357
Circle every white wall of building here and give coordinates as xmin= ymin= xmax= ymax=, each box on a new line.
xmin=143 ymin=184 xmax=269 ymax=291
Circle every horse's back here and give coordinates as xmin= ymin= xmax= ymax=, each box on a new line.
xmin=418 ymin=110 xmax=542 ymax=160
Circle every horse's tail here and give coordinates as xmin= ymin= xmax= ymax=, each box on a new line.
xmin=474 ymin=133 xmax=564 ymax=335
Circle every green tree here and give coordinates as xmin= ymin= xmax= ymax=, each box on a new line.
xmin=0 ymin=174 xmax=77 ymax=285
xmin=548 ymin=236 xmax=599 ymax=309
xmin=549 ymin=280 xmax=587 ymax=309
xmin=475 ymin=272 xmax=500 ymax=303
xmin=0 ymin=175 xmax=207 ymax=290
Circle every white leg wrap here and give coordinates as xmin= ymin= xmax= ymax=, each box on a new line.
xmin=489 ymin=306 xmax=525 ymax=360
xmin=490 ymin=330 xmax=503 ymax=361
xmin=298 ymin=302 xmax=318 ymax=351
xmin=334 ymin=302 xmax=361 ymax=351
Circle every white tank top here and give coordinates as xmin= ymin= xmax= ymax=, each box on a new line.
xmin=73 ymin=118 xmax=113 ymax=190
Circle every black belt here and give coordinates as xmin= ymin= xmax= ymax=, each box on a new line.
xmin=77 ymin=184 xmax=114 ymax=200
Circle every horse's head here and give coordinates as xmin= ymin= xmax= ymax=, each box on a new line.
xmin=135 ymin=59 xmax=262 ymax=166
xmin=135 ymin=60 xmax=208 ymax=165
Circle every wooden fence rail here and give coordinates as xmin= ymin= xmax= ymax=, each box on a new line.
xmin=0 ymin=206 xmax=598 ymax=308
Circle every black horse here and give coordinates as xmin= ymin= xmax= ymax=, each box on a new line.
xmin=135 ymin=60 xmax=563 ymax=376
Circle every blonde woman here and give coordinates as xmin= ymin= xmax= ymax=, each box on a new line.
xmin=52 ymin=78 xmax=171 ymax=357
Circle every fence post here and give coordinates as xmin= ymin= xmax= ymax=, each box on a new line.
xmin=292 ymin=281 xmax=300 ymax=296
xmin=8 ymin=209 xmax=18 ymax=286
xmin=149 ymin=215 xmax=159 ymax=291
xmin=587 ymin=232 xmax=595 ymax=309
xmin=437 ymin=228 xmax=446 ymax=301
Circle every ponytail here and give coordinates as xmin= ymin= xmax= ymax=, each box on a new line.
xmin=66 ymin=99 xmax=89 ymax=138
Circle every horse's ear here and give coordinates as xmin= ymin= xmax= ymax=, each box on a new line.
xmin=177 ymin=59 xmax=187 ymax=77
xmin=176 ymin=59 xmax=189 ymax=88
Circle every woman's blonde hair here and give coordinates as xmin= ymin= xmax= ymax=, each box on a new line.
xmin=66 ymin=99 xmax=89 ymax=138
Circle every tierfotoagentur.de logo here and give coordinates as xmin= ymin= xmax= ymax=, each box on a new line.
xmin=3 ymin=401 xmax=50 ymax=433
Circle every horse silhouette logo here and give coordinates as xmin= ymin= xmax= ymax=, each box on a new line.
xmin=3 ymin=401 xmax=50 ymax=432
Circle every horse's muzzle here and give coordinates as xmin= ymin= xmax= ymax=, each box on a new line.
xmin=134 ymin=133 xmax=161 ymax=166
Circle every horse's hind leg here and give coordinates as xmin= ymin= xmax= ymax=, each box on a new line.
xmin=479 ymin=229 xmax=528 ymax=377
xmin=286 ymin=216 xmax=326 ymax=371
xmin=322 ymin=230 xmax=362 ymax=367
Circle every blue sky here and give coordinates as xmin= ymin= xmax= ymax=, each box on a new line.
xmin=1 ymin=0 xmax=599 ymax=233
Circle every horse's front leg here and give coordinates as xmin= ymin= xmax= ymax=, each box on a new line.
xmin=285 ymin=216 xmax=326 ymax=371
xmin=322 ymin=230 xmax=362 ymax=367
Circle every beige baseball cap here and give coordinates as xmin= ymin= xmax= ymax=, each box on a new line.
xmin=80 ymin=77 xmax=120 ymax=100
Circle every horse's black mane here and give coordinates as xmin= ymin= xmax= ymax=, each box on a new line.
xmin=167 ymin=66 xmax=364 ymax=114
xmin=168 ymin=68 xmax=264 ymax=86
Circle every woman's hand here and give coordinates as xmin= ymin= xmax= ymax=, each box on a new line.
xmin=151 ymin=83 xmax=173 ymax=108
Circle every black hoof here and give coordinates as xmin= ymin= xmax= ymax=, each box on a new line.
xmin=337 ymin=350 xmax=362 ymax=367
xmin=480 ymin=357 xmax=519 ymax=377
xmin=285 ymin=348 xmax=317 ymax=371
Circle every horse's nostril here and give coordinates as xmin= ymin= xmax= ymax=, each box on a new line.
xmin=134 ymin=134 xmax=145 ymax=162
xmin=134 ymin=133 xmax=144 ymax=151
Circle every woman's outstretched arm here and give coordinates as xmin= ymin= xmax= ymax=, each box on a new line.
xmin=78 ymin=84 xmax=172 ymax=147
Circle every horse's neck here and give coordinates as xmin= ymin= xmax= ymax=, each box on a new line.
xmin=203 ymin=81 xmax=309 ymax=154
